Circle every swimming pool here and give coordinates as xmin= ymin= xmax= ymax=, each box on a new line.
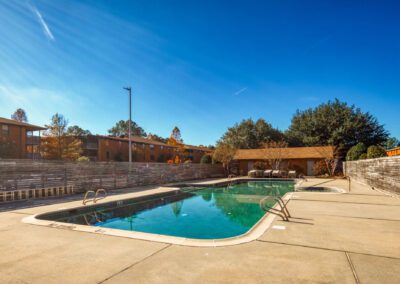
xmin=35 ymin=180 xmax=294 ymax=240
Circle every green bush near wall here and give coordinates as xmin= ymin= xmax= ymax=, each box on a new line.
xmin=346 ymin=143 xmax=367 ymax=161
xmin=367 ymin=145 xmax=387 ymax=159
xmin=359 ymin=153 xmax=368 ymax=160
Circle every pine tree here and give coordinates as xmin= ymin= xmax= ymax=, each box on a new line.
xmin=41 ymin=113 xmax=82 ymax=160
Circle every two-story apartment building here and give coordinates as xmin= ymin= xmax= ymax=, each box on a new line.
xmin=96 ymin=135 xmax=177 ymax=162
xmin=76 ymin=135 xmax=212 ymax=163
xmin=0 ymin=117 xmax=46 ymax=159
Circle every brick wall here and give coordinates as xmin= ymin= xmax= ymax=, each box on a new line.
xmin=0 ymin=160 xmax=225 ymax=193
xmin=344 ymin=156 xmax=400 ymax=194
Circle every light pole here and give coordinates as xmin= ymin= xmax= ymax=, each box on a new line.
xmin=124 ymin=86 xmax=132 ymax=163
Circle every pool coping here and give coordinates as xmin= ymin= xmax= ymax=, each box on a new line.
xmin=22 ymin=178 xmax=342 ymax=247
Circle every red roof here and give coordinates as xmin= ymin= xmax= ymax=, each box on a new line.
xmin=97 ymin=135 xmax=172 ymax=147
xmin=0 ymin=117 xmax=46 ymax=131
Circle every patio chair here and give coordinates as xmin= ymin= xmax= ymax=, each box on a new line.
xmin=248 ymin=170 xmax=257 ymax=178
xmin=264 ymin=169 xmax=272 ymax=178
xmin=288 ymin=170 xmax=296 ymax=178
xmin=272 ymin=170 xmax=281 ymax=178
xmin=255 ymin=170 xmax=264 ymax=178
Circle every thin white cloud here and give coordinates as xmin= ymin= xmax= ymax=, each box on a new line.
xmin=0 ymin=84 xmax=78 ymax=123
xmin=234 ymin=87 xmax=248 ymax=96
xmin=29 ymin=4 xmax=55 ymax=41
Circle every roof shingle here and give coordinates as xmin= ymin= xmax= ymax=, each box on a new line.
xmin=234 ymin=146 xmax=334 ymax=160
xmin=0 ymin=117 xmax=46 ymax=131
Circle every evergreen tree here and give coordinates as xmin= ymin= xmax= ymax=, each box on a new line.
xmin=11 ymin=108 xmax=28 ymax=122
xmin=287 ymin=99 xmax=388 ymax=157
xmin=218 ymin=118 xmax=284 ymax=149
xmin=108 ymin=120 xmax=146 ymax=137
xmin=66 ymin=125 xmax=91 ymax=136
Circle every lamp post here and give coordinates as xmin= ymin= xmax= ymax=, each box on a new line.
xmin=123 ymin=86 xmax=132 ymax=163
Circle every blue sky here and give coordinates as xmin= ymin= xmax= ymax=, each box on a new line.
xmin=0 ymin=0 xmax=398 ymax=145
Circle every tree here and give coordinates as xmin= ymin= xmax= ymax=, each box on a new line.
xmin=171 ymin=126 xmax=183 ymax=143
xmin=384 ymin=137 xmax=400 ymax=150
xmin=11 ymin=108 xmax=28 ymax=122
xmin=41 ymin=113 xmax=82 ymax=160
xmin=286 ymin=99 xmax=388 ymax=158
xmin=66 ymin=125 xmax=91 ymax=136
xmin=212 ymin=143 xmax=237 ymax=174
xmin=346 ymin=143 xmax=367 ymax=161
xmin=167 ymin=127 xmax=187 ymax=163
xmin=263 ymin=141 xmax=288 ymax=170
xmin=200 ymin=154 xmax=212 ymax=164
xmin=108 ymin=120 xmax=147 ymax=137
xmin=367 ymin=145 xmax=387 ymax=159
xmin=314 ymin=145 xmax=339 ymax=176
xmin=218 ymin=118 xmax=285 ymax=149
xmin=147 ymin=133 xmax=168 ymax=144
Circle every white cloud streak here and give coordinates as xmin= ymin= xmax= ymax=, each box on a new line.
xmin=30 ymin=4 xmax=55 ymax=41
xmin=234 ymin=87 xmax=248 ymax=96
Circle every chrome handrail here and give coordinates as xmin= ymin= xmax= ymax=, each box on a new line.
xmin=83 ymin=188 xmax=107 ymax=205
xmin=259 ymin=196 xmax=290 ymax=221
xmin=83 ymin=190 xmax=95 ymax=205
xmin=94 ymin=188 xmax=107 ymax=203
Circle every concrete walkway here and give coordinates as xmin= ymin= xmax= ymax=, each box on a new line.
xmin=0 ymin=178 xmax=399 ymax=283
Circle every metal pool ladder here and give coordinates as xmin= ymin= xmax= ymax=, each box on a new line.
xmin=259 ymin=196 xmax=291 ymax=221
xmin=83 ymin=188 xmax=107 ymax=205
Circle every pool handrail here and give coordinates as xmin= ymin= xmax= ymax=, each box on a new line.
xmin=259 ymin=196 xmax=290 ymax=221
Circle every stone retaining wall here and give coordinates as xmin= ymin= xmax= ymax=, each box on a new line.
xmin=344 ymin=156 xmax=400 ymax=194
xmin=0 ymin=160 xmax=225 ymax=193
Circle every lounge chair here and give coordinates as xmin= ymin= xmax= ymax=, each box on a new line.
xmin=248 ymin=170 xmax=257 ymax=178
xmin=272 ymin=170 xmax=281 ymax=178
xmin=288 ymin=170 xmax=296 ymax=178
xmin=255 ymin=170 xmax=264 ymax=177
xmin=264 ymin=169 xmax=272 ymax=177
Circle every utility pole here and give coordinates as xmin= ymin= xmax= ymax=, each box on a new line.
xmin=124 ymin=86 xmax=132 ymax=163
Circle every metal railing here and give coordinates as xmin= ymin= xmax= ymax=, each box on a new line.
xmin=259 ymin=196 xmax=291 ymax=221
xmin=83 ymin=188 xmax=107 ymax=205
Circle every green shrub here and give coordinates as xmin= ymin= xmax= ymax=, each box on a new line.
xmin=346 ymin=143 xmax=367 ymax=161
xmin=359 ymin=153 xmax=368 ymax=160
xmin=200 ymin=154 xmax=212 ymax=164
xmin=367 ymin=145 xmax=387 ymax=159
xmin=76 ymin=156 xmax=90 ymax=162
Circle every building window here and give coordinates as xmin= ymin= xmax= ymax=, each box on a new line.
xmin=150 ymin=154 xmax=155 ymax=161
xmin=142 ymin=144 xmax=145 ymax=149
xmin=160 ymin=146 xmax=163 ymax=150
xmin=106 ymin=151 xmax=110 ymax=160
xmin=1 ymin=125 xmax=9 ymax=136
xmin=149 ymin=144 xmax=155 ymax=149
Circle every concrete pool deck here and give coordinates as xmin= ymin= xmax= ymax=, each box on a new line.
xmin=0 ymin=178 xmax=399 ymax=283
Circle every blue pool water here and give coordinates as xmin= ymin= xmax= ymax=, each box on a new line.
xmin=49 ymin=180 xmax=294 ymax=239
